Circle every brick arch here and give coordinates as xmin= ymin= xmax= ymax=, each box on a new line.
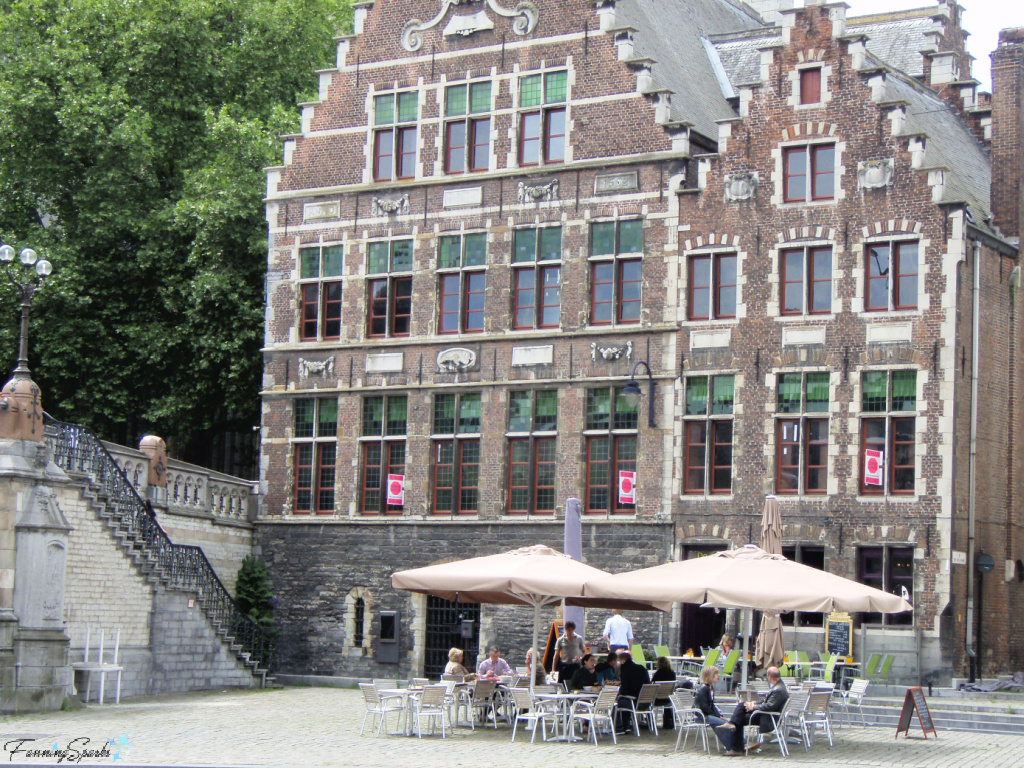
xmin=860 ymin=219 xmax=925 ymax=239
xmin=796 ymin=49 xmax=827 ymax=64
xmin=678 ymin=523 xmax=734 ymax=542
xmin=681 ymin=233 xmax=742 ymax=251
xmin=774 ymin=226 xmax=837 ymax=245
xmin=781 ymin=122 xmax=838 ymax=141
xmin=780 ymin=523 xmax=827 ymax=543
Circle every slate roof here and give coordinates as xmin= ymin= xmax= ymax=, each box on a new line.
xmin=848 ymin=12 xmax=934 ymax=78
xmin=613 ymin=0 xmax=765 ymax=141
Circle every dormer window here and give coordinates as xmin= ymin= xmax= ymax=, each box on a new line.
xmin=800 ymin=68 xmax=822 ymax=105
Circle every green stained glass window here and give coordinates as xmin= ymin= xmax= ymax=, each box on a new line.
xmin=712 ymin=376 xmax=735 ymax=415
xmin=434 ymin=394 xmax=456 ymax=434
xmin=391 ymin=240 xmax=413 ymax=271
xmin=586 ymin=389 xmax=611 ymax=430
xmin=397 ymin=92 xmax=418 ymax=122
xmin=590 ymin=222 xmax=616 ymax=256
xmin=892 ymin=371 xmax=917 ymax=411
xmin=300 ymin=248 xmax=319 ymax=279
xmin=520 ymin=74 xmax=542 ymax=108
xmin=439 ymin=236 xmax=461 ymax=269
xmin=469 ymin=81 xmax=491 ymax=113
xmin=295 ymin=399 xmax=315 ymax=438
xmin=446 ymin=84 xmax=467 ymax=117
xmin=459 ymin=394 xmax=481 ymax=433
xmin=538 ymin=227 xmax=562 ymax=261
xmin=536 ymin=390 xmax=557 ymax=430
xmin=318 ymin=399 xmax=337 ymax=435
xmin=509 ymin=391 xmax=531 ymax=432
xmin=805 ymin=373 xmax=830 ymax=412
xmin=323 ymin=246 xmax=344 ymax=277
xmin=862 ymin=372 xmax=887 ymax=412
xmin=362 ymin=396 xmax=383 ymax=436
xmin=686 ymin=377 xmax=708 ymax=416
xmin=545 ymin=71 xmax=567 ymax=103
xmin=374 ymin=94 xmax=394 ymax=126
xmin=613 ymin=388 xmax=638 ymax=430
xmin=464 ymin=233 xmax=486 ymax=266
xmin=777 ymin=374 xmax=802 ymax=414
xmin=368 ymin=242 xmax=389 ymax=274
xmin=617 ymin=219 xmax=643 ymax=254
xmin=514 ymin=229 xmax=537 ymax=262
xmin=386 ymin=397 xmax=408 ymax=436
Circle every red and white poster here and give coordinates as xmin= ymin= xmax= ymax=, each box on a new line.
xmin=618 ymin=470 xmax=637 ymax=505
xmin=386 ymin=474 xmax=405 ymax=505
xmin=864 ymin=449 xmax=884 ymax=486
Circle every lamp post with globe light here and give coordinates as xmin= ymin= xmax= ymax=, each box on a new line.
xmin=0 ymin=244 xmax=53 ymax=381
xmin=621 ymin=359 xmax=655 ymax=429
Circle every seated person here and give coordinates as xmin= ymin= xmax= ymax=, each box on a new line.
xmin=595 ymin=652 xmax=620 ymax=685
xmin=444 ymin=647 xmax=476 ymax=681
xmin=695 ymin=666 xmax=728 ymax=731
xmin=553 ymin=621 xmax=586 ymax=685
xmin=715 ymin=666 xmax=789 ymax=755
xmin=716 ymin=633 xmax=735 ymax=666
xmin=568 ymin=653 xmax=600 ymax=691
xmin=477 ymin=645 xmax=513 ymax=679
xmin=651 ymin=656 xmax=677 ymax=729
xmin=615 ymin=650 xmax=650 ymax=732
xmin=525 ymin=647 xmax=547 ymax=685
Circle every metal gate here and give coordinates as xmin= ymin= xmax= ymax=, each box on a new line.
xmin=424 ymin=596 xmax=481 ymax=678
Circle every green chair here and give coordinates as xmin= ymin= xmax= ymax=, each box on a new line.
xmin=655 ymin=644 xmax=671 ymax=660
xmin=818 ymin=651 xmax=832 ymax=663
xmin=862 ymin=653 xmax=882 ymax=678
xmin=808 ymin=654 xmax=838 ymax=683
xmin=631 ymin=643 xmax=651 ymax=668
xmin=720 ymin=649 xmax=741 ymax=691
xmin=873 ymin=653 xmax=895 ymax=682
xmin=796 ymin=650 xmax=811 ymax=664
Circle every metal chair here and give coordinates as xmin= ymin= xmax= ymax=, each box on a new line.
xmin=569 ymin=688 xmax=619 ymax=745
xmin=834 ymin=677 xmax=869 ymax=727
xmin=509 ymin=688 xmax=558 ymax=743
xmin=621 ymin=683 xmax=661 ymax=736
xmin=799 ymin=690 xmax=834 ymax=749
xmin=411 ymin=684 xmax=451 ymax=738
xmin=670 ymin=689 xmax=709 ymax=753
xmin=743 ymin=694 xmax=801 ymax=757
xmin=358 ymin=683 xmax=405 ymax=737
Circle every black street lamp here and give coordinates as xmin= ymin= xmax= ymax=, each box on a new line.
xmin=622 ymin=359 xmax=655 ymax=428
xmin=0 ymin=244 xmax=53 ymax=380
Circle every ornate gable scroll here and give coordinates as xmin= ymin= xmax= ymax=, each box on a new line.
xmin=402 ymin=0 xmax=539 ymax=52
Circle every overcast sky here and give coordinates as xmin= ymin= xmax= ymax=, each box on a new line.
xmin=845 ymin=0 xmax=1020 ymax=91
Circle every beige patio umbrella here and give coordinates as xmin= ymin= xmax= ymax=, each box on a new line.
xmin=392 ymin=544 xmax=668 ymax=688
xmin=755 ymin=496 xmax=786 ymax=674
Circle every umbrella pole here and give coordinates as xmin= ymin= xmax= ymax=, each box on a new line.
xmin=741 ymin=609 xmax=751 ymax=689
xmin=531 ymin=603 xmax=541 ymax=693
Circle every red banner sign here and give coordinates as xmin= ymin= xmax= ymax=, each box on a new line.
xmin=618 ymin=470 xmax=636 ymax=504
xmin=387 ymin=474 xmax=405 ymax=505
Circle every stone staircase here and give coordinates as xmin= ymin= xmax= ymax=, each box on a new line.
xmin=841 ymin=690 xmax=1024 ymax=735
xmin=45 ymin=415 xmax=273 ymax=688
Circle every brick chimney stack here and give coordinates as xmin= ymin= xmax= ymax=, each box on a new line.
xmin=990 ymin=28 xmax=1024 ymax=240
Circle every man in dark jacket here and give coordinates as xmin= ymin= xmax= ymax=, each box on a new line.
xmin=615 ymin=650 xmax=651 ymax=732
xmin=715 ymin=666 xmax=789 ymax=755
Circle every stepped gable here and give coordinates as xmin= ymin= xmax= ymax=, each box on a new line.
xmin=848 ymin=10 xmax=934 ymax=78
xmin=612 ymin=0 xmax=765 ymax=142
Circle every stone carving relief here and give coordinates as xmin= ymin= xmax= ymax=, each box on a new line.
xmin=595 ymin=171 xmax=639 ymax=195
xmin=724 ymin=171 xmax=758 ymax=201
xmin=370 ymin=194 xmax=410 ymax=216
xmin=590 ymin=340 xmax=633 ymax=363
xmin=402 ymin=0 xmax=539 ymax=52
xmin=42 ymin=541 xmax=66 ymax=621
xmin=858 ymin=159 xmax=894 ymax=189
xmin=437 ymin=347 xmax=477 ymax=373
xmin=517 ymin=179 xmax=559 ymax=203
xmin=298 ymin=357 xmax=335 ymax=379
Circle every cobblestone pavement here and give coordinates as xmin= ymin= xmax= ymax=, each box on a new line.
xmin=1 ymin=687 xmax=1020 ymax=768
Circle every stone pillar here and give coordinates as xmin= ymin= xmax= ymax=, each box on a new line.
xmin=139 ymin=435 xmax=168 ymax=509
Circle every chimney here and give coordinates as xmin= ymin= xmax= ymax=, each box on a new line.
xmin=990 ymin=28 xmax=1024 ymax=240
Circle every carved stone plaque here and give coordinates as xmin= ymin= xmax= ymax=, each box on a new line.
xmin=595 ymin=171 xmax=639 ymax=195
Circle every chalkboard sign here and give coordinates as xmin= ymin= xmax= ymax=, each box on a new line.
xmin=896 ymin=686 xmax=937 ymax=739
xmin=826 ymin=610 xmax=852 ymax=658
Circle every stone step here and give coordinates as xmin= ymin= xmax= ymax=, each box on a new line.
xmin=844 ymin=696 xmax=1024 ymax=735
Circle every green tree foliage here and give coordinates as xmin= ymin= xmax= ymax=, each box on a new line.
xmin=0 ymin=0 xmax=352 ymax=466
xmin=235 ymin=554 xmax=275 ymax=627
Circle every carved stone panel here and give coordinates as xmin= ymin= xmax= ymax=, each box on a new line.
xmin=437 ymin=347 xmax=478 ymax=373
xmin=858 ymin=159 xmax=894 ymax=190
xmin=402 ymin=0 xmax=539 ymax=52
xmin=595 ymin=171 xmax=639 ymax=195
xmin=517 ymin=179 xmax=559 ymax=204
xmin=370 ymin=194 xmax=411 ymax=216
xmin=590 ymin=340 xmax=633 ymax=363
xmin=724 ymin=171 xmax=758 ymax=201
xmin=299 ymin=357 xmax=335 ymax=379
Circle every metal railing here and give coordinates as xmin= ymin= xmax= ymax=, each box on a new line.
xmin=44 ymin=414 xmax=274 ymax=673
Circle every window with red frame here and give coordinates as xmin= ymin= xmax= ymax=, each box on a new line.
xmin=688 ymin=252 xmax=737 ymax=320
xmin=866 ymin=240 xmax=919 ymax=311
xmin=683 ymin=375 xmax=734 ymax=494
xmin=507 ymin=390 xmax=558 ymax=515
xmin=373 ymin=91 xmax=418 ymax=181
xmin=293 ymin=398 xmax=338 ymax=514
xmin=860 ymin=370 xmax=916 ymax=495
xmin=590 ymin=219 xmax=643 ymax=325
xmin=298 ymin=244 xmax=344 ymax=341
xmin=783 ymin=144 xmax=835 ymax=202
xmin=800 ymin=67 xmax=822 ymax=105
xmin=857 ymin=546 xmax=914 ymax=625
xmin=776 ymin=372 xmax=830 ymax=494
xmin=512 ymin=227 xmax=561 ymax=329
xmin=431 ymin=392 xmax=481 ymax=514
xmin=518 ymin=71 xmax=567 ymax=166
xmin=361 ymin=395 xmax=407 ymax=515
xmin=438 ymin=233 xmax=486 ymax=333
xmin=444 ymin=81 xmax=491 ymax=173
xmin=780 ymin=246 xmax=832 ymax=315
xmin=584 ymin=388 xmax=638 ymax=514
xmin=366 ymin=240 xmax=413 ymax=338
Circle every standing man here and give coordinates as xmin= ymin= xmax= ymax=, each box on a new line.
xmin=714 ymin=665 xmax=789 ymax=755
xmin=552 ymin=621 xmax=586 ymax=685
xmin=602 ymin=609 xmax=634 ymax=653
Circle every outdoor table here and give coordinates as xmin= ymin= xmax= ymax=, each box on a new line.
xmin=668 ymin=655 xmax=705 ymax=675
xmin=783 ymin=660 xmax=816 ymax=680
xmin=834 ymin=661 xmax=861 ymax=688
xmin=377 ymin=688 xmax=420 ymax=736
xmin=534 ymin=691 xmax=598 ymax=741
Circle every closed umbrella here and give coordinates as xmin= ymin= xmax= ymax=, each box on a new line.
xmin=392 ymin=544 xmax=668 ymax=689
xmin=755 ymin=496 xmax=786 ymax=678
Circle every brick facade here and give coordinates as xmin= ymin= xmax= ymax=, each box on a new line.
xmin=259 ymin=0 xmax=1024 ymax=681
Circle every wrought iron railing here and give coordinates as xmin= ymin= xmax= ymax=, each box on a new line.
xmin=44 ymin=414 xmax=274 ymax=673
